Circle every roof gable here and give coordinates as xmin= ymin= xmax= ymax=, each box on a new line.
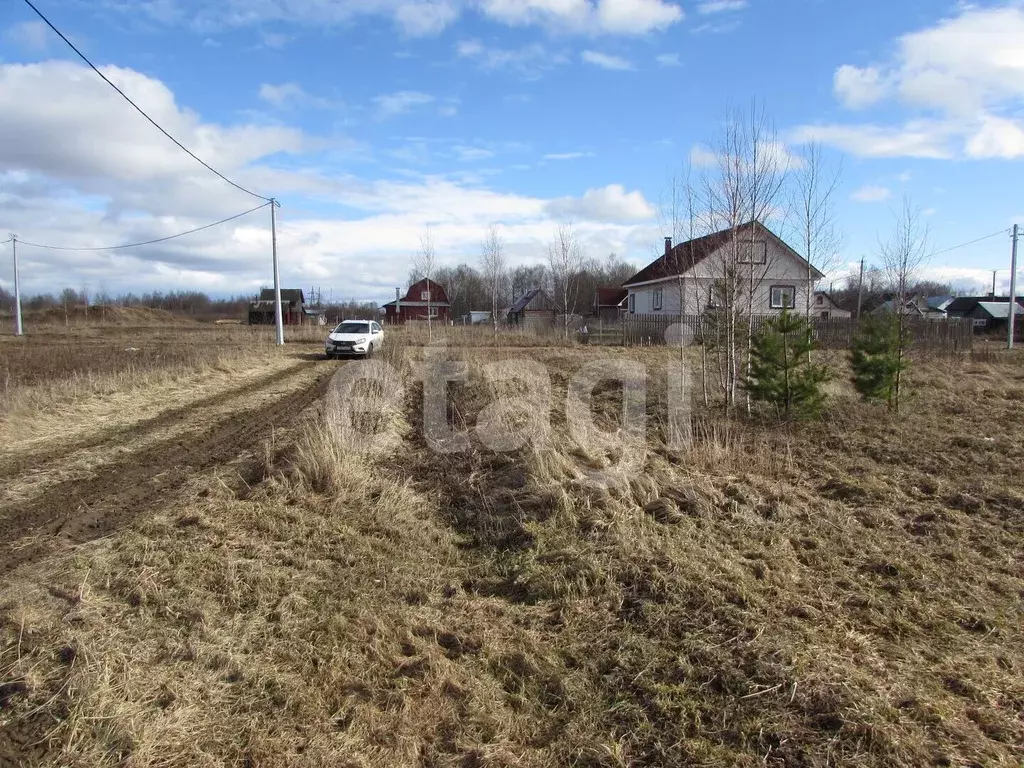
xmin=259 ymin=288 xmax=305 ymax=303
xmin=623 ymin=221 xmax=824 ymax=287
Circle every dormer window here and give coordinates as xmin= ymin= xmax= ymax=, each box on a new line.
xmin=421 ymin=291 xmax=430 ymax=301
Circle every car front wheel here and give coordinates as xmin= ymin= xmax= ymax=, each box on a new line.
xmin=365 ymin=343 xmax=374 ymax=359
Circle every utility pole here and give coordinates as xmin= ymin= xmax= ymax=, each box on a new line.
xmin=992 ymin=270 xmax=998 ymax=298
xmin=11 ymin=235 xmax=23 ymax=337
xmin=271 ymin=199 xmax=284 ymax=345
xmin=1010 ymin=224 xmax=1019 ymax=350
xmin=855 ymin=256 xmax=865 ymax=321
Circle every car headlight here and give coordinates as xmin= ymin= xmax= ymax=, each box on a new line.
xmin=354 ymin=337 xmax=367 ymax=344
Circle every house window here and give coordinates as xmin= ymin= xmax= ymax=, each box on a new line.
xmin=421 ymin=290 xmax=431 ymax=301
xmin=770 ymin=285 xmax=796 ymax=309
xmin=816 ymin=294 xmax=824 ymax=305
xmin=738 ymin=241 xmax=768 ymax=265
xmin=427 ymin=306 xmax=439 ymax=318
xmin=652 ymin=288 xmax=663 ymax=311
xmin=628 ymin=293 xmax=635 ymax=314
xmin=708 ymin=285 xmax=720 ymax=309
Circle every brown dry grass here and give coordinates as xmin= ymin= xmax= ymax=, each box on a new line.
xmin=1 ymin=341 xmax=1022 ymax=766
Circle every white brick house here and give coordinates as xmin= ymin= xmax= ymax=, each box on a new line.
xmin=623 ymin=221 xmax=824 ymax=317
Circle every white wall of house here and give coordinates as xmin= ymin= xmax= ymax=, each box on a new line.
xmin=626 ymin=237 xmax=817 ymax=317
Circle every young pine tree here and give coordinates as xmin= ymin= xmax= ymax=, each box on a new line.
xmin=849 ymin=315 xmax=907 ymax=410
xmin=745 ymin=310 xmax=829 ymax=419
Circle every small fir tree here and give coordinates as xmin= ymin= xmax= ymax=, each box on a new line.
xmin=850 ymin=315 xmax=907 ymax=410
xmin=745 ymin=310 xmax=829 ymax=419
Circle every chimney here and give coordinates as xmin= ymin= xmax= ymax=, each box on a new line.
xmin=664 ymin=237 xmax=672 ymax=257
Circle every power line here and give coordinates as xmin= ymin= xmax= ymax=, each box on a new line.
xmin=930 ymin=228 xmax=1010 ymax=258
xmin=20 ymin=0 xmax=272 ymax=204
xmin=17 ymin=202 xmax=270 ymax=251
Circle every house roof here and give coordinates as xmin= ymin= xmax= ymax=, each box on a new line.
xmin=508 ymin=288 xmax=543 ymax=314
xmin=381 ymin=300 xmax=451 ymax=308
xmin=259 ymin=288 xmax=305 ymax=303
xmin=622 ymin=221 xmax=825 ymax=288
xmin=596 ymin=287 xmax=628 ymax=307
xmin=975 ymin=301 xmax=1024 ymax=319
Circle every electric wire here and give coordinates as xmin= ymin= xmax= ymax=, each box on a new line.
xmin=929 ymin=228 xmax=1011 ymax=258
xmin=20 ymin=0 xmax=272 ymax=203
xmin=16 ymin=202 xmax=270 ymax=252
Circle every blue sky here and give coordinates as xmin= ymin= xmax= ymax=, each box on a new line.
xmin=0 ymin=0 xmax=1022 ymax=301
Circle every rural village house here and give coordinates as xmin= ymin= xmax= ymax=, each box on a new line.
xmin=622 ymin=221 xmax=825 ymax=317
xmin=594 ymin=287 xmax=628 ymax=322
xmin=507 ymin=288 xmax=558 ymax=329
xmin=248 ymin=288 xmax=306 ymax=325
xmin=811 ymin=291 xmax=852 ymax=319
xmin=382 ymin=278 xmax=452 ymax=324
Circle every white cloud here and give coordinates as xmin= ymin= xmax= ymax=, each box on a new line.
xmin=141 ymin=0 xmax=684 ymax=37
xmin=964 ymin=114 xmax=1024 ymax=159
xmin=581 ymin=50 xmax=634 ymax=70
xmin=543 ymin=152 xmax=593 ymax=160
xmin=816 ymin=5 xmax=1024 ymax=159
xmin=258 ymin=82 xmax=333 ymax=109
xmin=791 ymin=121 xmax=955 ymax=159
xmin=4 ymin=21 xmax=50 ymax=51
xmin=454 ymin=145 xmax=495 ymax=161
xmin=851 ymin=185 xmax=892 ymax=203
xmin=656 ymin=52 xmax=680 ymax=67
xmin=373 ymin=90 xmax=436 ymax=118
xmin=0 ymin=60 xmax=658 ymax=301
xmin=834 ymin=65 xmax=888 ymax=109
xmin=260 ymin=31 xmax=293 ymax=48
xmin=394 ymin=1 xmax=459 ymax=36
xmin=546 ymin=184 xmax=655 ymax=221
xmin=689 ymin=144 xmax=717 ymax=166
xmin=696 ymin=0 xmax=746 ymax=13
xmin=456 ymin=39 xmax=568 ymax=76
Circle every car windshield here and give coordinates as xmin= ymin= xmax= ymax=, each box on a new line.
xmin=333 ymin=322 xmax=370 ymax=334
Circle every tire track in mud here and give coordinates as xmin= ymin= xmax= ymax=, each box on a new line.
xmin=0 ymin=359 xmax=316 ymax=480
xmin=0 ymin=362 xmax=336 ymax=576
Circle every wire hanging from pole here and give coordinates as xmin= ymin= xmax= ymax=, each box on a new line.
xmin=20 ymin=0 xmax=272 ymax=204
xmin=929 ymin=228 xmax=1010 ymax=258
xmin=16 ymin=202 xmax=271 ymax=251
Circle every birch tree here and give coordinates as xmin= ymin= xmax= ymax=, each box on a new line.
xmin=548 ymin=222 xmax=585 ymax=339
xmin=412 ymin=226 xmax=437 ymax=341
xmin=793 ymin=140 xmax=843 ymax=326
xmin=479 ymin=225 xmax=507 ymax=334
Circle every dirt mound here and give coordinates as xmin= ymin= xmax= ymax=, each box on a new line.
xmin=26 ymin=305 xmax=190 ymax=326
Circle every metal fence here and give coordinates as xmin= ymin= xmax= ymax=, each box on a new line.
xmin=622 ymin=313 xmax=975 ymax=352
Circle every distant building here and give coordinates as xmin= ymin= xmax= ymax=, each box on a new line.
xmin=594 ymin=287 xmax=628 ymax=322
xmin=248 ymin=289 xmax=305 ymax=325
xmin=811 ymin=291 xmax=852 ymax=319
xmin=382 ymin=278 xmax=452 ymax=324
xmin=507 ymin=288 xmax=557 ymax=328
xmin=964 ymin=300 xmax=1024 ymax=333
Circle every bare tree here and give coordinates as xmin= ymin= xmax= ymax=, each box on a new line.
xmin=479 ymin=225 xmax=507 ymax=334
xmin=793 ymin=140 xmax=843 ymax=327
xmin=700 ymin=100 xmax=791 ymax=412
xmin=878 ymin=197 xmax=930 ymax=412
xmin=547 ymin=222 xmax=585 ymax=339
xmin=412 ymin=226 xmax=438 ymax=340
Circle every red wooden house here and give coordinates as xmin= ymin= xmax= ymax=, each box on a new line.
xmin=382 ymin=278 xmax=452 ymax=324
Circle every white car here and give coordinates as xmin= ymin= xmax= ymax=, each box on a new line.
xmin=324 ymin=320 xmax=384 ymax=359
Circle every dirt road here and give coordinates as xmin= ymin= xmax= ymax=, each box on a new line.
xmin=0 ymin=355 xmax=336 ymax=575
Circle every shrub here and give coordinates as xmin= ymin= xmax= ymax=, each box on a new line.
xmin=744 ymin=310 xmax=829 ymax=418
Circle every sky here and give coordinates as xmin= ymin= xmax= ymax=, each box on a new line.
xmin=1 ymin=0 xmax=1023 ymax=302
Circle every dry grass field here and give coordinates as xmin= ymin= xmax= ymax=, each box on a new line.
xmin=1 ymin=319 xmax=1022 ymax=767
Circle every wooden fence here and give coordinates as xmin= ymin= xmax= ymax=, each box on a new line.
xmin=622 ymin=313 xmax=975 ymax=352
